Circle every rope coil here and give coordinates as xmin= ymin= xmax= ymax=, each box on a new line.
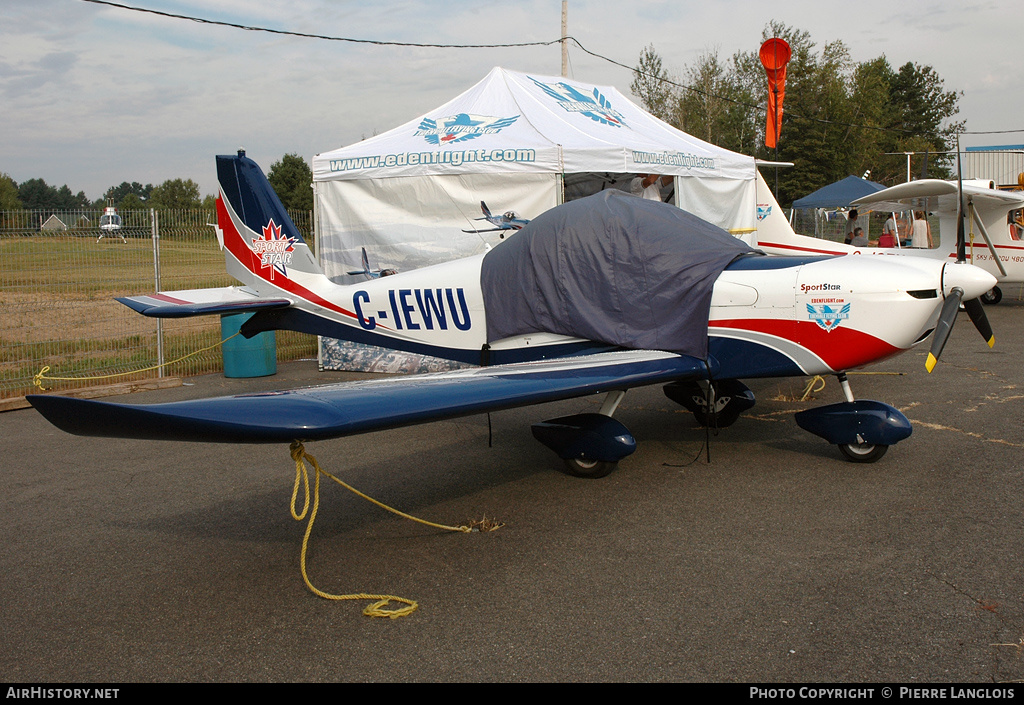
xmin=288 ymin=441 xmax=502 ymax=618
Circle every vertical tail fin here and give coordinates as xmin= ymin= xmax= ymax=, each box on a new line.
xmin=215 ymin=150 xmax=324 ymax=292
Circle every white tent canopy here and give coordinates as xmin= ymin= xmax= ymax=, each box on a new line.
xmin=312 ymin=67 xmax=758 ymax=287
xmin=313 ymin=67 xmax=754 ymax=182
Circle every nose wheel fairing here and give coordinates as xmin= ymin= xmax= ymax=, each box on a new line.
xmin=794 ymin=400 xmax=912 ymax=452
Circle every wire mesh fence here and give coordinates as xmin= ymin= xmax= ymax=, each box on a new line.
xmin=0 ymin=208 xmax=317 ymax=399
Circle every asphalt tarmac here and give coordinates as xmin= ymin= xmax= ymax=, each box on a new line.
xmin=3 ymin=299 xmax=1024 ymax=683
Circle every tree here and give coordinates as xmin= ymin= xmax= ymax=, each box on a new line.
xmin=631 ymin=22 xmax=963 ymax=205
xmin=267 ymin=154 xmax=314 ymax=212
xmin=676 ymin=48 xmax=761 ymax=154
xmin=148 ymin=178 xmax=202 ymax=210
xmin=119 ymin=193 xmax=146 ymax=211
xmin=883 ymin=61 xmax=962 ymax=180
xmin=18 ymin=178 xmax=58 ymax=210
xmin=0 ymin=173 xmax=22 ymax=209
xmin=54 ymin=184 xmax=89 ymax=210
xmin=105 ymin=181 xmax=153 ymax=206
xmin=630 ymin=44 xmax=674 ymax=122
xmin=18 ymin=177 xmax=91 ymax=211
xmin=765 ymin=28 xmax=860 ymax=204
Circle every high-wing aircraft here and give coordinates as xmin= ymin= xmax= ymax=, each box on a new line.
xmin=28 ymin=152 xmax=998 ymax=476
xmin=461 ymin=201 xmax=530 ymax=236
xmin=754 ymin=171 xmax=1024 ymax=305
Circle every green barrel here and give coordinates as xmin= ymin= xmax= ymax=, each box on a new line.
xmin=220 ymin=313 xmax=277 ymax=378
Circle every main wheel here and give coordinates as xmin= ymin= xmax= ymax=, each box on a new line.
xmin=838 ymin=443 xmax=888 ymax=463
xmin=561 ymin=457 xmax=618 ymax=478
xmin=692 ymin=408 xmax=742 ymax=429
xmin=981 ymin=286 xmax=1003 ymax=305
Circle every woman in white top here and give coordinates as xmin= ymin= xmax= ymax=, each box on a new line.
xmin=910 ymin=211 xmax=933 ymax=248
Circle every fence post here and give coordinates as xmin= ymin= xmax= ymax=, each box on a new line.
xmin=151 ymin=208 xmax=164 ymax=376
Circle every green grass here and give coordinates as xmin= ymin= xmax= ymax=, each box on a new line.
xmin=0 ymin=236 xmax=231 ymax=294
xmin=0 ymin=210 xmax=318 ymax=399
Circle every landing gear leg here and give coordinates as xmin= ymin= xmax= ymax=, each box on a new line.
xmin=598 ymin=389 xmax=626 ymax=417
xmin=837 ymin=372 xmax=855 ymax=403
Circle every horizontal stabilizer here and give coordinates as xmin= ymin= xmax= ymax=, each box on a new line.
xmin=27 ymin=350 xmax=707 ymax=444
xmin=117 ymin=287 xmax=292 ymax=318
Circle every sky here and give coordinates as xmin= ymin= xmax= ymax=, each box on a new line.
xmin=3 ymin=0 xmax=1024 ymax=200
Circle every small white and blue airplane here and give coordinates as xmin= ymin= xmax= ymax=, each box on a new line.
xmin=28 ymin=152 xmax=998 ymax=475
xmin=461 ymin=201 xmax=530 ymax=236
xmin=346 ymin=246 xmax=398 ymax=279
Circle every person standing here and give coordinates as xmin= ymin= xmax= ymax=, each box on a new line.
xmin=844 ymin=209 xmax=860 ymax=244
xmin=910 ymin=211 xmax=933 ymax=248
xmin=880 ymin=212 xmax=899 ymax=247
xmin=631 ymin=174 xmax=671 ymax=201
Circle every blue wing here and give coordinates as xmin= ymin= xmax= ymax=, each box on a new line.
xmin=28 ymin=350 xmax=708 ymax=444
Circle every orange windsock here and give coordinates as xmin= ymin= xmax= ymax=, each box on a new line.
xmin=760 ymin=38 xmax=791 ymax=149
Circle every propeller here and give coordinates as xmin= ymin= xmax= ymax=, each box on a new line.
xmin=925 ymin=139 xmax=997 ymax=372
xmin=925 ymin=287 xmax=963 ymax=373
xmin=964 ymin=297 xmax=995 ymax=349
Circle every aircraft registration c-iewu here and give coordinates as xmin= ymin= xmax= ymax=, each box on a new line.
xmin=28 ymin=152 xmax=998 ymax=476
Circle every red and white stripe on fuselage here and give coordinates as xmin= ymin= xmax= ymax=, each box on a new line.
xmin=708 ymin=255 xmax=955 ymax=375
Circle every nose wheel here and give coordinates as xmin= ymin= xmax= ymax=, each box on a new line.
xmin=837 ymin=442 xmax=888 ymax=463
xmin=562 ymin=457 xmax=618 ymax=478
xmin=981 ymin=286 xmax=1002 ymax=305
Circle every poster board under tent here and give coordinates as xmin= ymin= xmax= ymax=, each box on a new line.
xmin=312 ymin=67 xmax=760 ymax=371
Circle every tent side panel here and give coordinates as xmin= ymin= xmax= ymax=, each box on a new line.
xmin=674 ymin=175 xmax=756 ymax=238
xmin=315 ymin=173 xmax=557 ymax=282
xmin=314 ymin=172 xmax=558 ymax=372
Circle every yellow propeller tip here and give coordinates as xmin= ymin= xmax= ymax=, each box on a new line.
xmin=925 ymin=353 xmax=937 ymax=373
xmin=987 ymin=336 xmax=995 ymax=348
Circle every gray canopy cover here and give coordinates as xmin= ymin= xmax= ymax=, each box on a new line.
xmin=480 ymin=190 xmax=757 ymax=358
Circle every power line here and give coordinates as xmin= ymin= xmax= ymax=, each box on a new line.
xmin=81 ymin=0 xmax=1022 ymax=140
xmin=81 ymin=0 xmax=563 ymax=49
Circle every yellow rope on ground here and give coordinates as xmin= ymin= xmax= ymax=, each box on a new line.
xmin=288 ymin=441 xmax=502 ymax=618
xmin=32 ymin=332 xmax=242 ymax=391
xmin=800 ymin=375 xmax=826 ymax=401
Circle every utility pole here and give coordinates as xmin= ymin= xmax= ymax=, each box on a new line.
xmin=561 ymin=1 xmax=568 ymax=77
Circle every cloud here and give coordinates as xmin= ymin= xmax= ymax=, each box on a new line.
xmin=3 ymin=0 xmax=1023 ymax=197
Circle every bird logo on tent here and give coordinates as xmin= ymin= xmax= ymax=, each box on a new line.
xmin=415 ymin=113 xmax=519 ymax=145
xmin=528 ymin=77 xmax=627 ymax=128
